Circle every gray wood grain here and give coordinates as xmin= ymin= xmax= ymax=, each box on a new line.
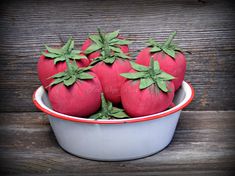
xmin=0 ymin=0 xmax=235 ymax=112
xmin=0 ymin=111 xmax=235 ymax=175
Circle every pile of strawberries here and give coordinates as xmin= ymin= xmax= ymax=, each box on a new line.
xmin=37 ymin=29 xmax=186 ymax=119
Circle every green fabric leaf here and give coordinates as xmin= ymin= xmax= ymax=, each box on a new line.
xmin=150 ymin=46 xmax=162 ymax=53
xmin=114 ymin=52 xmax=130 ymax=59
xmin=109 ymin=46 xmax=123 ymax=53
xmin=139 ymin=78 xmax=154 ymax=90
xmin=71 ymin=50 xmax=82 ymax=55
xmin=68 ymin=40 xmax=74 ymax=52
xmin=63 ymin=76 xmax=76 ymax=86
xmin=163 ymin=48 xmax=175 ymax=58
xmin=110 ymin=107 xmax=122 ymax=114
xmin=54 ymin=56 xmax=65 ymax=64
xmin=90 ymin=57 xmax=102 ymax=65
xmin=51 ymin=72 xmax=66 ymax=78
xmin=42 ymin=52 xmax=59 ymax=58
xmin=120 ymin=72 xmax=147 ymax=79
xmin=130 ymin=62 xmax=149 ymax=72
xmin=85 ymin=44 xmax=101 ymax=54
xmin=110 ymin=38 xmax=132 ymax=45
xmin=103 ymin=57 xmax=115 ymax=64
xmin=78 ymin=72 xmax=94 ymax=79
xmin=157 ymin=72 xmax=174 ymax=80
xmin=156 ymin=78 xmax=168 ymax=92
xmin=49 ymin=78 xmax=64 ymax=87
xmin=80 ymin=65 xmax=93 ymax=72
xmin=146 ymin=38 xmax=161 ymax=47
xmin=89 ymin=34 xmax=102 ymax=46
xmin=105 ymin=30 xmax=119 ymax=41
xmin=89 ymin=112 xmax=103 ymax=120
xmin=153 ymin=60 xmax=160 ymax=72
xmin=62 ymin=37 xmax=73 ymax=51
xmin=70 ymin=54 xmax=87 ymax=60
xmin=45 ymin=45 xmax=62 ymax=54
xmin=107 ymin=101 xmax=113 ymax=111
xmin=111 ymin=111 xmax=129 ymax=118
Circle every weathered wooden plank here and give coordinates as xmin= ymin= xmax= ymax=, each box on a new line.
xmin=0 ymin=0 xmax=235 ymax=112
xmin=0 ymin=111 xmax=235 ymax=175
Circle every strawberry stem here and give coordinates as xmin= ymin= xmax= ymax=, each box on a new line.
xmin=163 ymin=31 xmax=176 ymax=48
xmin=97 ymin=28 xmax=110 ymax=58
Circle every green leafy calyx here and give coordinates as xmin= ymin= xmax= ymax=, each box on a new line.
xmin=120 ymin=58 xmax=174 ymax=92
xmin=89 ymin=93 xmax=129 ymax=120
xmin=49 ymin=61 xmax=94 ymax=87
xmin=85 ymin=29 xmax=131 ymax=65
xmin=42 ymin=37 xmax=87 ymax=64
xmin=146 ymin=31 xmax=183 ymax=59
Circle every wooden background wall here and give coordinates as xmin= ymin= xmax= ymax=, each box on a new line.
xmin=0 ymin=0 xmax=234 ymax=112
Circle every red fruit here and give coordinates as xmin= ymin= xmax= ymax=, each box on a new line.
xmin=120 ymin=59 xmax=175 ymax=117
xmin=136 ymin=32 xmax=186 ymax=90
xmin=92 ymin=59 xmax=131 ymax=104
xmin=81 ymin=29 xmax=132 ymax=104
xmin=37 ymin=38 xmax=89 ymax=89
xmin=121 ymin=79 xmax=175 ymax=117
xmin=48 ymin=72 xmax=102 ymax=117
xmin=38 ymin=53 xmax=89 ymax=89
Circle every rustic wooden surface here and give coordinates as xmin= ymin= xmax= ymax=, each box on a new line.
xmin=0 ymin=111 xmax=234 ymax=175
xmin=0 ymin=0 xmax=235 ymax=112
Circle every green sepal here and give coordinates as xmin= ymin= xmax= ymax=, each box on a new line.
xmin=89 ymin=34 xmax=102 ymax=46
xmin=110 ymin=38 xmax=132 ymax=45
xmin=42 ymin=52 xmax=58 ymax=58
xmin=44 ymin=45 xmax=62 ymax=55
xmin=156 ymin=78 xmax=168 ymax=92
xmin=77 ymin=72 xmax=94 ymax=79
xmin=84 ymin=29 xmax=131 ymax=65
xmin=89 ymin=93 xmax=129 ymax=120
xmin=105 ymin=30 xmax=119 ymax=41
xmin=54 ymin=56 xmax=65 ymax=64
xmin=120 ymin=72 xmax=147 ymax=79
xmin=103 ymin=57 xmax=115 ymax=64
xmin=157 ymin=72 xmax=175 ymax=80
xmin=139 ymin=78 xmax=154 ymax=90
xmin=42 ymin=37 xmax=87 ymax=64
xmin=120 ymin=58 xmax=174 ymax=93
xmin=63 ymin=75 xmax=76 ymax=86
xmin=130 ymin=61 xmax=149 ymax=72
xmin=84 ymin=44 xmax=101 ymax=54
xmin=162 ymin=47 xmax=175 ymax=58
xmin=146 ymin=31 xmax=184 ymax=59
xmin=49 ymin=63 xmax=94 ymax=87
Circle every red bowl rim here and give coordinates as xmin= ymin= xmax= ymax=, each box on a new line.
xmin=32 ymin=81 xmax=194 ymax=124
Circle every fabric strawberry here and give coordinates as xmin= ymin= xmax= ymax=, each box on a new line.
xmin=38 ymin=38 xmax=89 ymax=89
xmin=89 ymin=93 xmax=129 ymax=120
xmin=120 ymin=58 xmax=175 ymax=117
xmin=48 ymin=60 xmax=102 ymax=117
xmin=81 ymin=29 xmax=132 ymax=104
xmin=136 ymin=32 xmax=186 ymax=90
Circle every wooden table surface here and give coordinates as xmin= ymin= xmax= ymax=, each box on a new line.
xmin=0 ymin=111 xmax=235 ymax=175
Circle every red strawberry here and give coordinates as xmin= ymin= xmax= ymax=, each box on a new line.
xmin=136 ymin=32 xmax=186 ymax=90
xmin=120 ymin=58 xmax=175 ymax=117
xmin=81 ymin=29 xmax=132 ymax=104
xmin=37 ymin=38 xmax=89 ymax=89
xmin=48 ymin=61 xmax=102 ymax=117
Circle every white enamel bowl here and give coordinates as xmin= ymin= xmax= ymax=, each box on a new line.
xmin=33 ymin=81 xmax=194 ymax=161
